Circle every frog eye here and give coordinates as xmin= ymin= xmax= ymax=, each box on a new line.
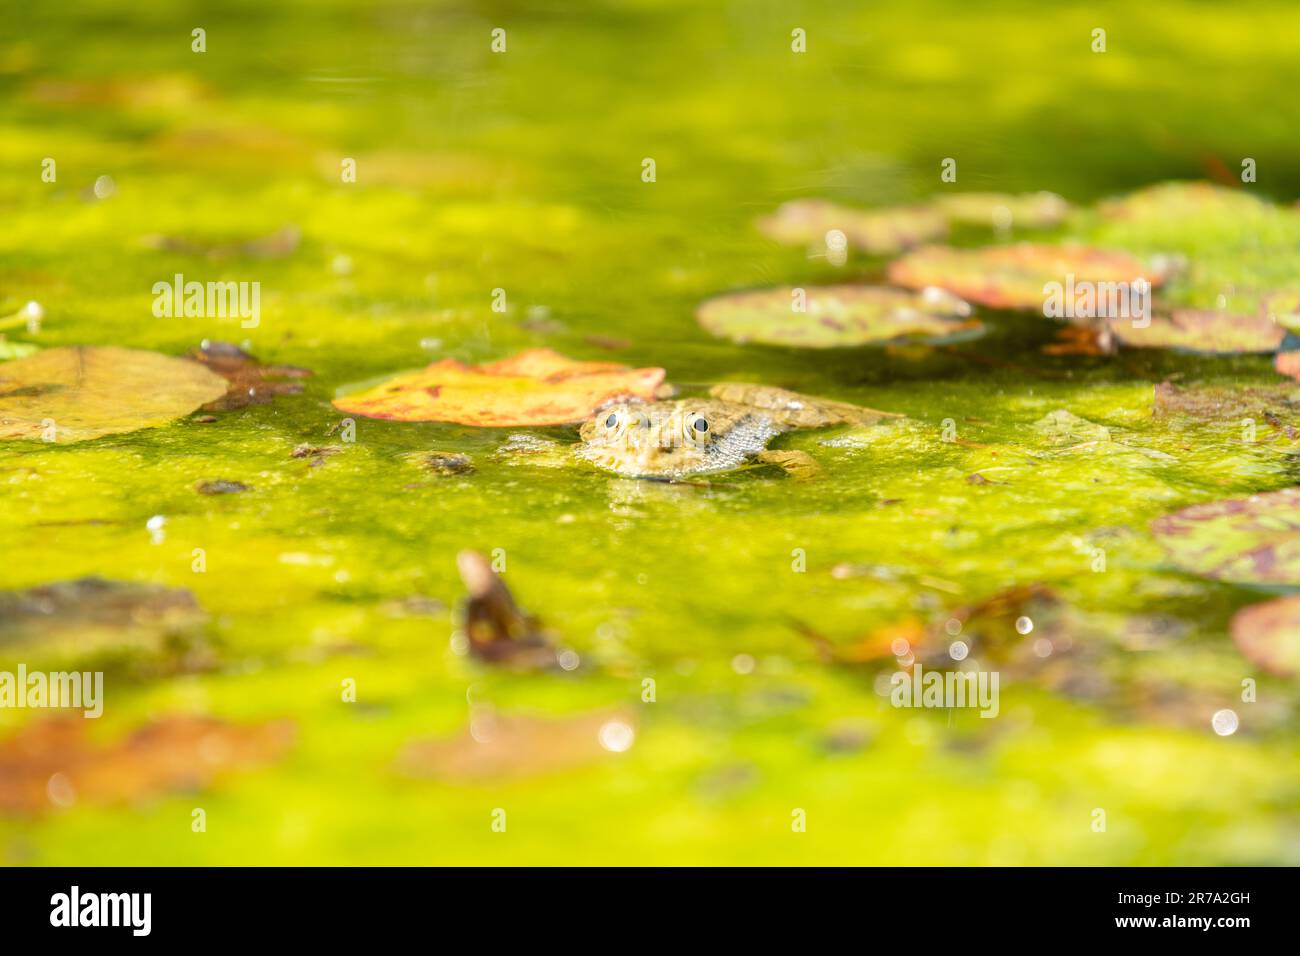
xmin=605 ymin=412 xmax=619 ymax=428
xmin=683 ymin=412 xmax=710 ymax=442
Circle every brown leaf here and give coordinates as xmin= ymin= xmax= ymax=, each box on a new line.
xmin=333 ymin=348 xmax=665 ymax=427
xmin=0 ymin=716 xmax=294 ymax=815
xmin=186 ymin=341 xmax=312 ymax=411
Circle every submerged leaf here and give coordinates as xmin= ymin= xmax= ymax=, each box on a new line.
xmin=143 ymin=225 xmax=301 ymax=261
xmin=0 ymin=577 xmax=206 ymax=654
xmin=1152 ymin=488 xmax=1300 ymax=586
xmin=756 ymin=199 xmax=948 ymax=254
xmin=0 ymin=716 xmax=294 ymax=815
xmin=695 ymin=285 xmax=977 ymax=348
xmin=396 ymin=709 xmax=634 ymax=782
xmin=333 ymin=348 xmax=666 ymax=427
xmin=186 ymin=341 xmax=312 ymax=410
xmin=1231 ymin=596 xmax=1300 ymax=677
xmin=1114 ymin=309 xmax=1286 ymax=354
xmin=1033 ymin=409 xmax=1112 ymax=445
xmin=707 ymin=382 xmax=902 ymax=428
xmin=888 ymin=243 xmax=1166 ymax=311
xmin=0 ymin=346 xmax=227 ymax=442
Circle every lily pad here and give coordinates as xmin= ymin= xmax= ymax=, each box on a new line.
xmin=887 ymin=242 xmax=1166 ymax=311
xmin=695 ymin=285 xmax=977 ymax=348
xmin=756 ymin=199 xmax=949 ymax=254
xmin=1152 ymin=488 xmax=1300 ymax=586
xmin=0 ymin=346 xmax=228 ymax=442
xmin=333 ymin=348 xmax=666 ymax=427
xmin=0 ymin=716 xmax=295 ymax=815
xmin=933 ymin=191 xmax=1070 ymax=230
xmin=1113 ymin=309 xmax=1286 ymax=355
xmin=1231 ymin=596 xmax=1300 ymax=677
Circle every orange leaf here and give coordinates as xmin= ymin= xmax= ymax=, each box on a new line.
xmin=332 ymin=348 xmax=666 ymax=426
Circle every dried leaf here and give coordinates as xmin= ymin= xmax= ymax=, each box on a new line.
xmin=333 ymin=348 xmax=665 ymax=427
xmin=0 ymin=346 xmax=228 ymax=442
xmin=186 ymin=341 xmax=312 ymax=411
xmin=888 ymin=243 xmax=1166 ymax=311
xmin=0 ymin=716 xmax=294 ymax=815
xmin=396 ymin=709 xmax=634 ymax=782
xmin=695 ymin=285 xmax=978 ymax=348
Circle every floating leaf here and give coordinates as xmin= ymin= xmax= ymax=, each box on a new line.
xmin=1231 ymin=596 xmax=1300 ymax=677
xmin=1152 ymin=488 xmax=1300 ymax=586
xmin=396 ymin=709 xmax=634 ymax=782
xmin=888 ymin=243 xmax=1166 ymax=311
xmin=186 ymin=341 xmax=312 ymax=411
xmin=933 ymin=191 xmax=1070 ymax=230
xmin=757 ymin=199 xmax=948 ymax=254
xmin=695 ymin=285 xmax=977 ymax=348
xmin=0 ymin=577 xmax=206 ymax=654
xmin=1113 ymin=309 xmax=1286 ymax=354
xmin=0 ymin=716 xmax=294 ymax=815
xmin=333 ymin=348 xmax=666 ymax=427
xmin=0 ymin=346 xmax=227 ymax=442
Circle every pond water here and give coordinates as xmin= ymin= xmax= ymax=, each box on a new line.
xmin=1 ymin=1 xmax=1298 ymax=864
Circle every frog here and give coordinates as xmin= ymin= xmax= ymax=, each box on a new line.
xmin=574 ymin=382 xmax=900 ymax=480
